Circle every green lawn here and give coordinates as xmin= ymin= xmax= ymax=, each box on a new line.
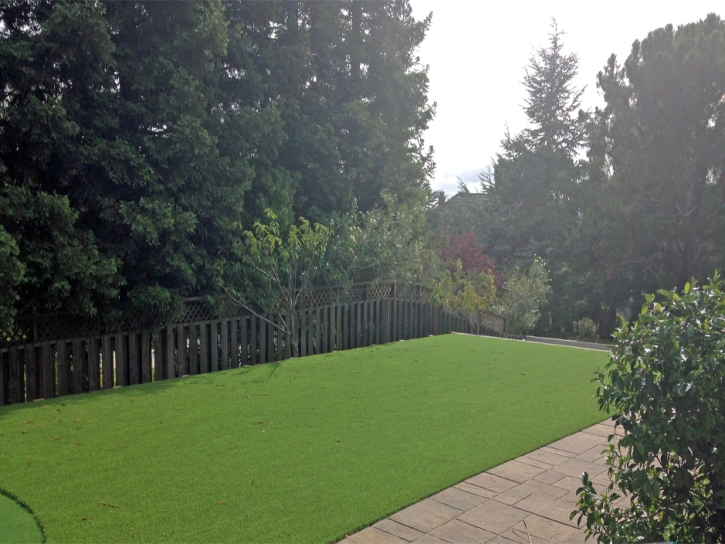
xmin=0 ymin=334 xmax=609 ymax=543
xmin=0 ymin=491 xmax=43 ymax=543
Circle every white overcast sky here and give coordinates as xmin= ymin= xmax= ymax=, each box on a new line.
xmin=409 ymin=1 xmax=724 ymax=195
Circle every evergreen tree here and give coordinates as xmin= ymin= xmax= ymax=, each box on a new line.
xmin=585 ymin=13 xmax=725 ymax=323
xmin=481 ymin=20 xmax=589 ymax=335
xmin=483 ymin=20 xmax=586 ymax=266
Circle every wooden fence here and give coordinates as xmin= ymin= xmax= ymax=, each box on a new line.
xmin=0 ymin=283 xmax=513 ymax=407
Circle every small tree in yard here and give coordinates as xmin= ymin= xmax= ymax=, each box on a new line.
xmin=222 ymin=209 xmax=332 ymax=358
xmin=492 ymin=257 xmax=551 ymax=334
xmin=432 ymin=231 xmax=499 ymax=333
xmin=431 ymin=259 xmax=497 ymax=334
xmin=574 ymin=274 xmax=725 ymax=542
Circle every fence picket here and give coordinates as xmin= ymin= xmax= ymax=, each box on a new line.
xmin=0 ymin=351 xmax=5 ymax=406
xmin=72 ymin=338 xmax=84 ymax=393
xmin=142 ymin=331 xmax=152 ymax=383
xmin=240 ymin=317 xmax=248 ymax=366
xmin=88 ymin=337 xmax=100 ymax=390
xmin=189 ymin=323 xmax=198 ymax=375
xmin=250 ymin=316 xmax=258 ymax=365
xmin=9 ymin=347 xmax=21 ymax=403
xmin=25 ymin=344 xmax=36 ymax=402
xmin=166 ymin=326 xmax=175 ymax=380
xmin=231 ymin=318 xmax=239 ymax=369
xmin=116 ymin=333 xmax=128 ymax=386
xmin=153 ymin=331 xmax=163 ymax=381
xmin=209 ymin=321 xmax=219 ymax=372
xmin=128 ymin=333 xmax=139 ymax=386
xmin=198 ymin=322 xmax=208 ymax=373
xmin=57 ymin=341 xmax=70 ymax=396
xmin=268 ymin=319 xmax=275 ymax=361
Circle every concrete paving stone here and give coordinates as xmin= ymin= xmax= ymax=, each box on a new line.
xmin=495 ymin=479 xmax=568 ymax=506
xmin=487 ymin=537 xmax=518 ymax=544
xmin=515 ymin=455 xmax=556 ymax=471
xmin=454 ymin=482 xmax=497 ymax=499
xmin=557 ymin=489 xmax=579 ymax=505
xmin=498 ymin=527 xmax=549 ymax=544
xmin=547 ymin=433 xmax=605 ymax=456
xmin=574 ymin=445 xmax=608 ymax=463
xmin=374 ymin=519 xmax=425 ymax=542
xmin=492 ymin=484 xmax=535 ymax=506
xmin=509 ymin=515 xmax=578 ymax=543
xmin=591 ymin=470 xmax=612 ymax=486
xmin=511 ymin=492 xmax=551 ymax=516
xmin=533 ymin=470 xmax=567 ymax=485
xmin=520 ymin=448 xmax=571 ymax=469
xmin=465 ymin=472 xmax=519 ymax=494
xmin=540 ymin=499 xmax=581 ymax=528
xmin=390 ymin=499 xmax=463 ymax=533
xmin=431 ymin=487 xmax=486 ymax=512
xmin=488 ymin=459 xmax=547 ymax=483
xmin=430 ymin=519 xmax=496 ymax=544
xmin=540 ymin=446 xmax=576 ymax=458
xmin=556 ymin=458 xmax=608 ymax=480
xmin=458 ymin=500 xmax=529 ymax=535
xmin=552 ymin=476 xmax=585 ymax=493
xmin=412 ymin=535 xmax=448 ymax=544
xmin=562 ymin=528 xmax=588 ymax=544
xmin=580 ymin=422 xmax=617 ymax=438
xmin=512 ymin=494 xmax=580 ymax=528
xmin=349 ymin=527 xmax=408 ymax=544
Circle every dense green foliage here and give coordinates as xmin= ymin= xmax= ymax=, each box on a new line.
xmin=0 ymin=335 xmax=607 ymax=543
xmin=575 ymin=276 xmax=725 ymax=541
xmin=476 ymin=15 xmax=725 ymax=339
xmin=0 ymin=0 xmax=434 ymax=330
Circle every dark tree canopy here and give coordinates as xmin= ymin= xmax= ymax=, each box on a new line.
xmin=0 ymin=0 xmax=434 ymax=330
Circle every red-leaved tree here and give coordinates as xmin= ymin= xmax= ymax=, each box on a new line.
xmin=441 ymin=232 xmax=503 ymax=287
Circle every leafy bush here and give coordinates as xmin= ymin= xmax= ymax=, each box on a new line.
xmin=430 ymin=259 xmax=497 ymax=332
xmin=572 ymin=317 xmax=599 ymax=342
xmin=492 ymin=257 xmax=551 ymax=334
xmin=574 ymin=274 xmax=725 ymax=542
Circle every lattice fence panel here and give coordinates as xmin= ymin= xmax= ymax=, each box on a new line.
xmin=367 ymin=284 xmax=392 ymax=300
xmin=480 ymin=312 xmax=506 ymax=336
xmin=395 ymin=284 xmax=420 ymax=301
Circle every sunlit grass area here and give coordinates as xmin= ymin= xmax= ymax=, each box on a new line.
xmin=0 ymin=334 xmax=608 ymax=543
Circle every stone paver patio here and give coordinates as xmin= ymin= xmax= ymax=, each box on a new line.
xmin=342 ymin=420 xmax=622 ymax=544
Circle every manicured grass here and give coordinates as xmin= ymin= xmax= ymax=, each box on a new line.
xmin=0 ymin=334 xmax=609 ymax=543
xmin=0 ymin=491 xmax=44 ymax=543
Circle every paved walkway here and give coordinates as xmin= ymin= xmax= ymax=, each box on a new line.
xmin=342 ymin=420 xmax=622 ymax=544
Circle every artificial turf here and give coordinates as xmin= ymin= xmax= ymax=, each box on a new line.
xmin=0 ymin=491 xmax=44 ymax=543
xmin=0 ymin=334 xmax=609 ymax=543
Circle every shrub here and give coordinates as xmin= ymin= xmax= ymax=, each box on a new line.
xmin=572 ymin=317 xmax=598 ymax=342
xmin=492 ymin=257 xmax=551 ymax=334
xmin=574 ymin=274 xmax=725 ymax=542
